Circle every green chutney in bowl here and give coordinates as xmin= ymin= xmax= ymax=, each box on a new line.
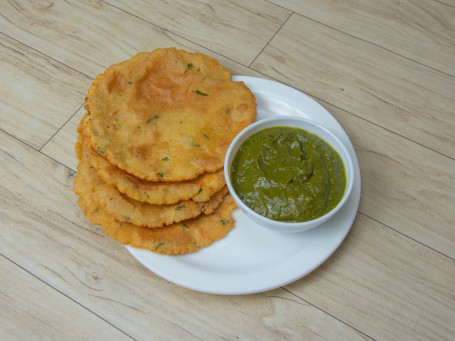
xmin=224 ymin=116 xmax=354 ymax=233
xmin=230 ymin=126 xmax=346 ymax=223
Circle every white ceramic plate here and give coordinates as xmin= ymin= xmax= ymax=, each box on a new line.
xmin=126 ymin=76 xmax=361 ymax=295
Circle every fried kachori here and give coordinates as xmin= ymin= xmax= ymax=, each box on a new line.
xmin=73 ymin=48 xmax=257 ymax=255
xmin=76 ymin=171 xmax=237 ymax=255
xmin=75 ymin=135 xmax=228 ymax=228
xmin=80 ymin=114 xmax=226 ymax=205
xmin=85 ymin=47 xmax=257 ymax=182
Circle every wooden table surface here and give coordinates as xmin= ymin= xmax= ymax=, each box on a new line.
xmin=1 ymin=1 xmax=454 ymax=340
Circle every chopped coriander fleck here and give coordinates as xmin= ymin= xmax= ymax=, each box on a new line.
xmin=161 ymin=157 xmax=169 ymax=161
xmin=146 ymin=114 xmax=159 ymax=123
xmin=97 ymin=146 xmax=106 ymax=154
xmin=157 ymin=173 xmax=164 ymax=178
xmin=92 ymin=208 xmax=99 ymax=215
xmin=175 ymin=204 xmax=186 ymax=211
xmin=123 ymin=216 xmax=130 ymax=221
xmin=128 ymin=81 xmax=133 ymax=84
xmin=106 ymin=125 xmax=110 ymax=128
xmin=192 ymin=144 xmax=201 ymax=147
xmin=220 ymin=219 xmax=230 ymax=225
xmin=195 ymin=90 xmax=207 ymax=96
xmin=184 ymin=63 xmax=193 ymax=74
xmin=144 ymin=192 xmax=150 ymax=199
xmin=183 ymin=223 xmax=190 ymax=230
xmin=203 ymin=133 xmax=210 ymax=140
xmin=153 ymin=242 xmax=166 ymax=251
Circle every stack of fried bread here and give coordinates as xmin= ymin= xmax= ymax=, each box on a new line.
xmin=73 ymin=48 xmax=257 ymax=254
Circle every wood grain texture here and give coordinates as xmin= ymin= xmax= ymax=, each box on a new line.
xmin=287 ymin=214 xmax=455 ymax=341
xmin=0 ymin=256 xmax=131 ymax=340
xmin=0 ymin=0 xmax=277 ymax=78
xmin=42 ymin=82 xmax=455 ymax=259
xmin=251 ymin=13 xmax=455 ymax=159
xmin=269 ymin=0 xmax=455 ymax=76
xmin=41 ymin=106 xmax=85 ymax=172
xmin=1 ymin=0 xmax=454 ymax=339
xmin=0 ymin=34 xmax=90 ymax=149
xmin=319 ymin=101 xmax=455 ymax=258
xmin=437 ymin=0 xmax=455 ymax=7
xmin=105 ymin=0 xmax=291 ymax=65
xmin=1 ymin=130 xmax=368 ymax=340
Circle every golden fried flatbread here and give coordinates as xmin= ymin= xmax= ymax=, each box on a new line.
xmin=79 ymin=114 xmax=226 ymax=204
xmin=75 ymin=137 xmax=228 ymax=228
xmin=77 ymin=192 xmax=236 ymax=255
xmin=85 ymin=47 xmax=257 ymax=182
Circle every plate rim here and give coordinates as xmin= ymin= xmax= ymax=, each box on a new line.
xmin=126 ymin=75 xmax=361 ymax=295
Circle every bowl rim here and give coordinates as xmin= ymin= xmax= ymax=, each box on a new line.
xmin=224 ymin=116 xmax=355 ymax=230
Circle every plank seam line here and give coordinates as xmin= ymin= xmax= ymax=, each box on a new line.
xmin=266 ymin=0 xmax=455 ymax=10
xmin=288 ymin=12 xmax=455 ymax=79
xmin=0 ymin=127 xmax=40 ymax=152
xmin=280 ymin=287 xmax=377 ymax=341
xmin=0 ymin=253 xmax=137 ymax=340
xmin=39 ymin=152 xmax=77 ymax=173
xmin=249 ymin=11 xmax=293 ymax=68
xmin=358 ymin=212 xmax=454 ymax=261
xmin=316 ymin=101 xmax=455 ymax=162
xmin=40 ymin=103 xmax=84 ymax=152
xmin=264 ymin=0 xmax=293 ymax=12
xmin=244 ymin=69 xmax=455 ymax=161
xmin=101 ymin=0 xmax=253 ymax=69
xmin=434 ymin=0 xmax=455 ymax=8
xmin=0 ymin=32 xmax=94 ymax=80
xmin=0 ymin=127 xmax=77 ymax=173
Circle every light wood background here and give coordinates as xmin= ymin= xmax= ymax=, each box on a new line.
xmin=1 ymin=1 xmax=454 ymax=340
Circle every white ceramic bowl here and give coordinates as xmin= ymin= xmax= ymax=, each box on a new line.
xmin=224 ymin=116 xmax=354 ymax=233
